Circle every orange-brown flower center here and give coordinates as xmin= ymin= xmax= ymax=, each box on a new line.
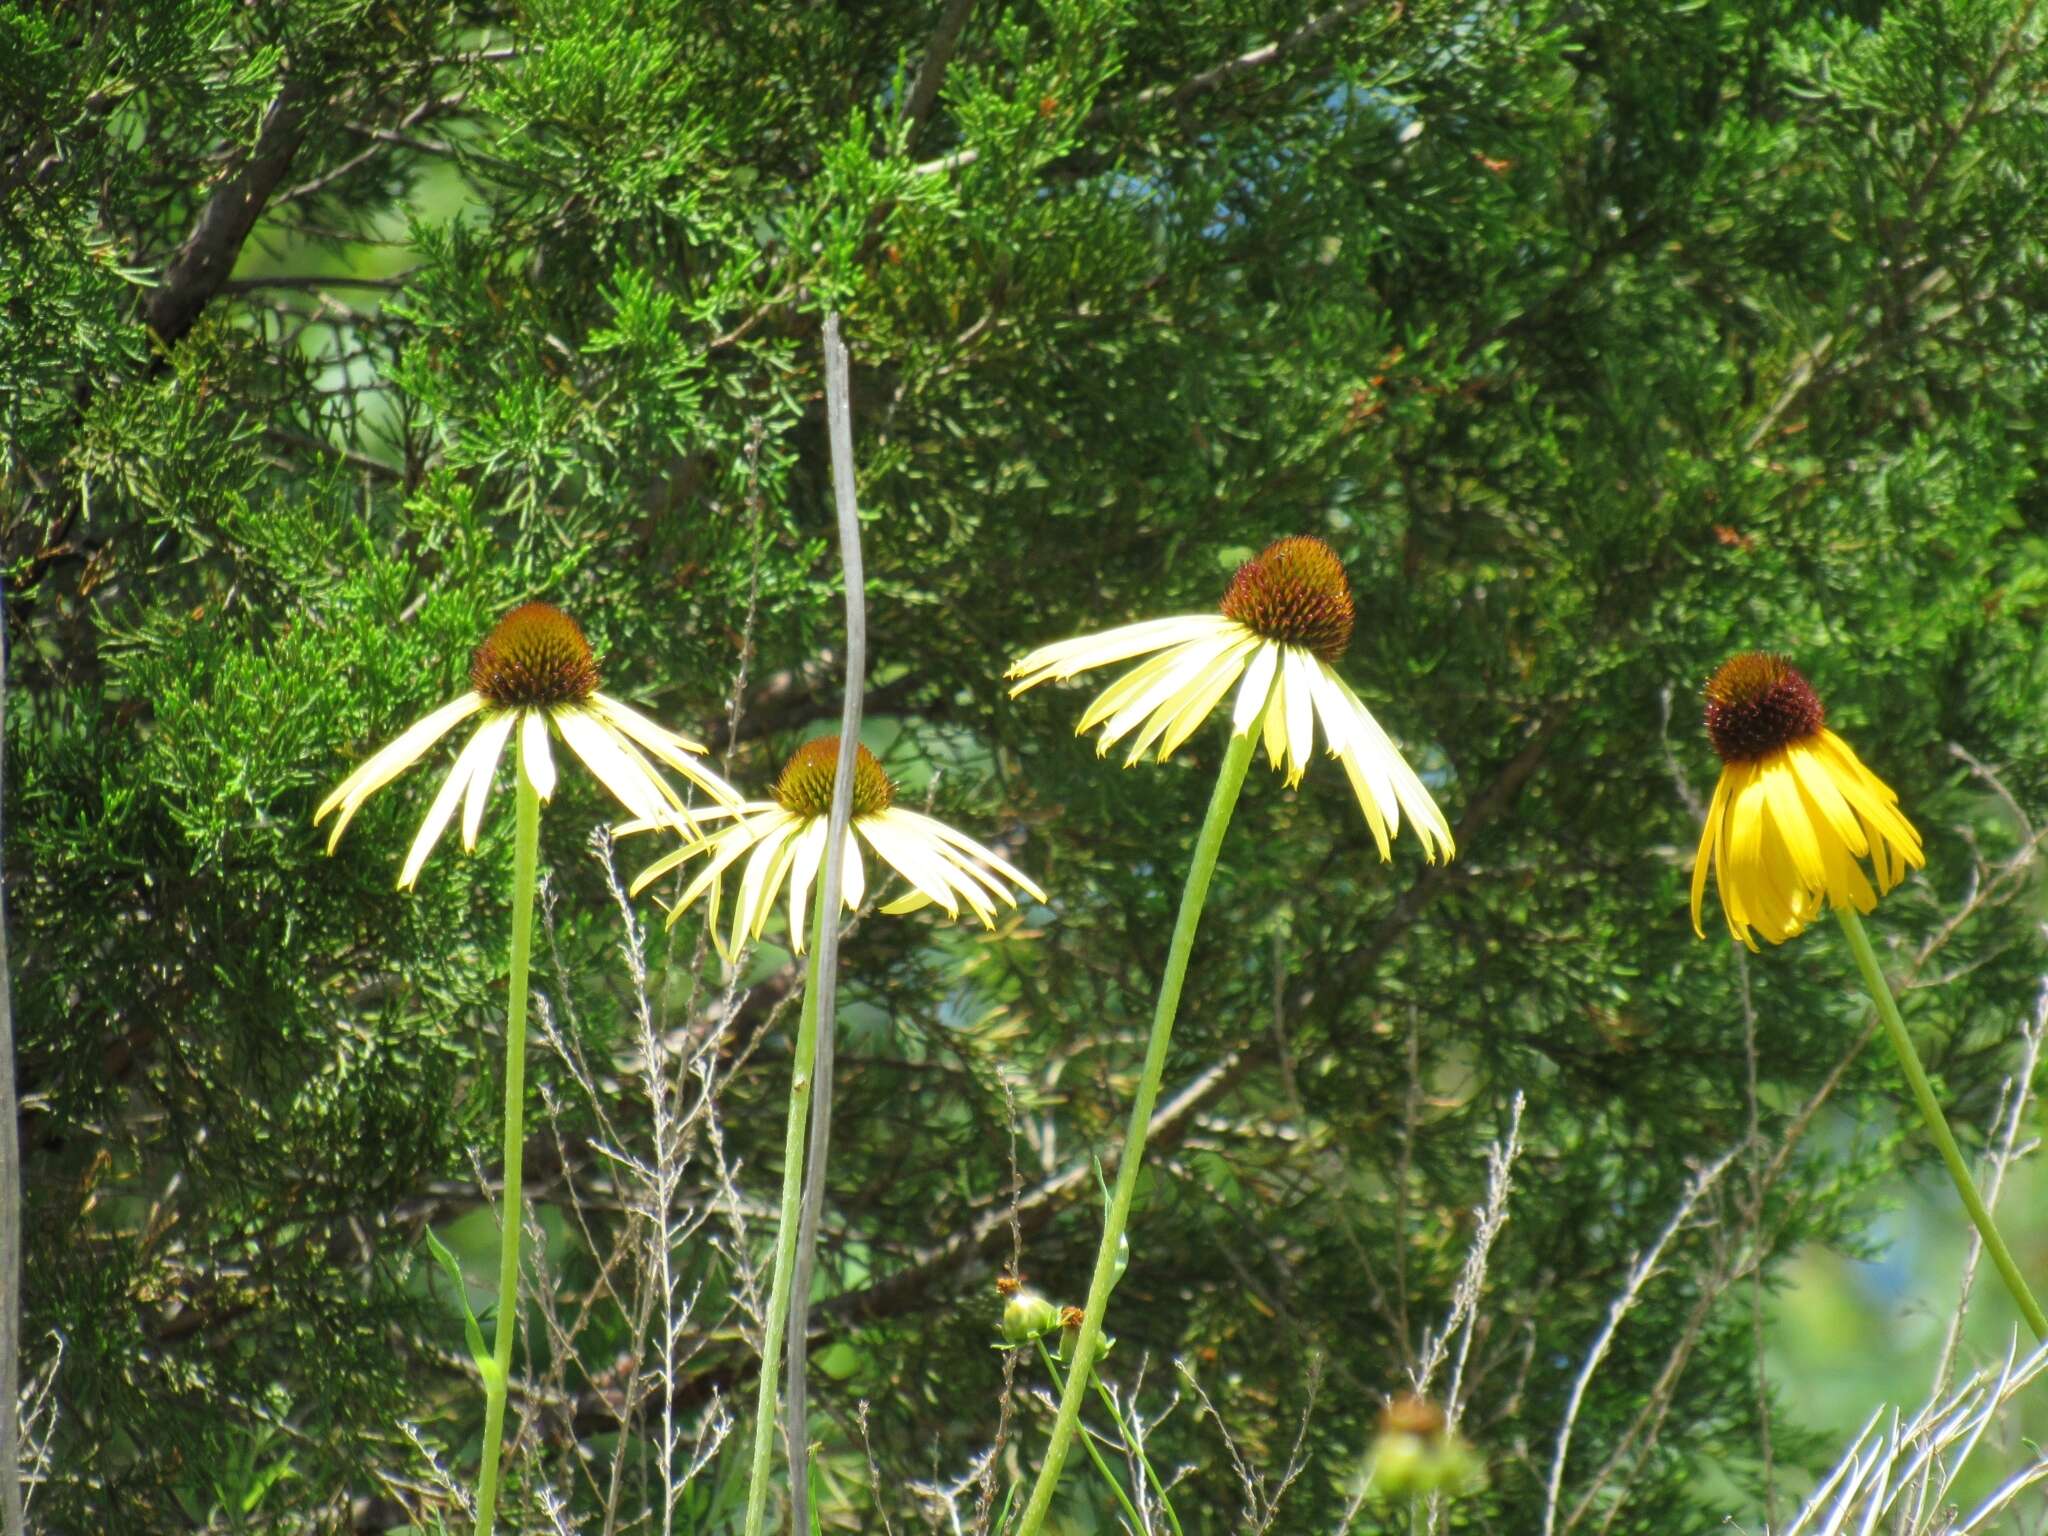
xmin=470 ymin=602 xmax=601 ymax=709
xmin=773 ymin=736 xmax=895 ymax=819
xmin=1703 ymin=652 xmax=1824 ymax=762
xmin=1379 ymin=1393 xmax=1447 ymax=1440
xmin=1219 ymin=536 xmax=1355 ymax=662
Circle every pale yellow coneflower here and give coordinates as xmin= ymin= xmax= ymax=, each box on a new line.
xmin=1006 ymin=535 xmax=1453 ymax=862
xmin=312 ymin=598 xmax=742 ymax=1536
xmin=315 ymin=601 xmax=740 ymax=885
xmin=1005 ymin=535 xmax=1454 ymax=1536
xmin=623 ymin=734 xmax=1045 ymax=959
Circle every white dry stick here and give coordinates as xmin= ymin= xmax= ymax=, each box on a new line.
xmin=0 ymin=575 xmax=21 ymax=1536
xmin=15 ymin=1334 xmax=59 ymax=1521
xmin=783 ymin=310 xmax=869 ymax=1533
xmin=1906 ymin=951 xmax=2048 ymax=1529
xmin=1770 ymin=1333 xmax=2048 ymax=1536
xmin=1413 ymin=1091 xmax=1526 ymax=1426
xmin=1539 ymin=1142 xmax=1742 ymax=1536
xmin=910 ymin=1447 xmax=999 ymax=1536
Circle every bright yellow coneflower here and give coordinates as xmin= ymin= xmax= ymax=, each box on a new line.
xmin=1007 ymin=535 xmax=1453 ymax=862
xmin=315 ymin=601 xmax=740 ymax=885
xmin=1690 ymin=652 xmax=1923 ymax=948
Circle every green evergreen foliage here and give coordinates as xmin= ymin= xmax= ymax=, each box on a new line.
xmin=5 ymin=0 xmax=2048 ymax=1529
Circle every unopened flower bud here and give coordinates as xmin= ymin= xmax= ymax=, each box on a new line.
xmin=1001 ymin=1287 xmax=1060 ymax=1344
xmin=1369 ymin=1393 xmax=1483 ymax=1500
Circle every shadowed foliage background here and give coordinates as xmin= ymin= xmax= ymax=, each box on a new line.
xmin=6 ymin=0 xmax=2048 ymax=1529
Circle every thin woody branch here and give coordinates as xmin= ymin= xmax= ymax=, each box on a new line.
xmin=144 ymin=76 xmax=321 ymax=347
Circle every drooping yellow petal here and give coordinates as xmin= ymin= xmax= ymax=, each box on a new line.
xmin=1121 ymin=632 xmax=1260 ymax=764
xmin=839 ymin=826 xmax=867 ymax=912
xmin=1078 ymin=643 xmax=1206 ymax=736
xmin=399 ymin=720 xmax=500 ymax=889
xmin=1322 ymin=668 xmax=1455 ymax=863
xmin=1231 ymin=642 xmax=1281 ymax=739
xmin=1785 ymin=743 xmax=1870 ymax=858
xmin=669 ymin=812 xmax=788 ymax=933
xmin=1008 ymin=615 xmax=1238 ymax=690
xmin=460 ymin=712 xmax=518 ymax=850
xmin=1814 ymin=731 xmax=1923 ymax=872
xmin=1260 ymin=673 xmax=1290 ymax=772
xmin=782 ymin=816 xmax=832 ymax=945
xmin=1148 ymin=639 xmax=1255 ymax=760
xmin=893 ymin=808 xmax=1049 ymax=903
xmin=1279 ymin=647 xmax=1317 ymax=785
xmin=858 ymin=814 xmax=974 ymax=920
xmin=555 ymin=707 xmax=669 ymax=823
xmin=1691 ymin=769 xmax=1732 ymax=939
xmin=1761 ymin=757 xmax=1827 ymax=894
xmin=588 ymin=693 xmax=741 ymax=805
xmin=1095 ymin=634 xmax=1244 ymax=756
xmin=730 ymin=818 xmax=803 ymax=956
xmin=316 ymin=692 xmax=486 ymax=850
xmin=521 ymin=710 xmax=557 ymax=801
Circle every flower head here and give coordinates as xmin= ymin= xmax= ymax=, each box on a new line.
xmin=1691 ymin=652 xmax=1924 ymax=948
xmin=1368 ymin=1394 xmax=1483 ymax=1500
xmin=623 ymin=735 xmax=1046 ymax=958
xmin=315 ymin=601 xmax=741 ymax=888
xmin=1006 ymin=536 xmax=1453 ymax=862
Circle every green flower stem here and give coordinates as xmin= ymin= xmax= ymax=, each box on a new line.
xmin=1834 ymin=904 xmax=2048 ymax=1341
xmin=744 ymin=894 xmax=830 ymax=1536
xmin=474 ymin=749 xmax=541 ymax=1536
xmin=1016 ymin=727 xmax=1258 ymax=1535
xmin=1034 ymin=1339 xmax=1185 ymax=1536
xmin=1033 ymin=1340 xmax=1144 ymax=1534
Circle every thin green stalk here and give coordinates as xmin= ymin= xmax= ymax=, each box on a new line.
xmin=1016 ymin=728 xmax=1257 ymax=1535
xmin=1089 ymin=1369 xmax=1184 ymax=1536
xmin=1034 ymin=1341 xmax=1144 ymax=1533
xmin=1035 ymin=1338 xmax=1184 ymax=1536
xmin=475 ymin=749 xmax=541 ymax=1535
xmin=1834 ymin=904 xmax=2048 ymax=1341
xmin=745 ymin=895 xmax=830 ymax=1536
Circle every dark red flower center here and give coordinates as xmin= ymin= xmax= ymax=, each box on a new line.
xmin=470 ymin=602 xmax=601 ymax=709
xmin=1219 ymin=536 xmax=1355 ymax=663
xmin=1703 ymin=653 xmax=1825 ymax=762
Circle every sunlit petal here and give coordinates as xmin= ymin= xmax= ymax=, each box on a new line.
xmin=521 ymin=710 xmax=556 ymax=801
xmin=316 ymin=692 xmax=486 ymax=850
xmin=460 ymin=712 xmax=518 ymax=849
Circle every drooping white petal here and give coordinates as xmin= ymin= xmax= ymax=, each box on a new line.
xmin=460 ymin=712 xmax=518 ymax=849
xmin=316 ymin=692 xmax=486 ymax=850
xmin=520 ymin=710 xmax=557 ymax=801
